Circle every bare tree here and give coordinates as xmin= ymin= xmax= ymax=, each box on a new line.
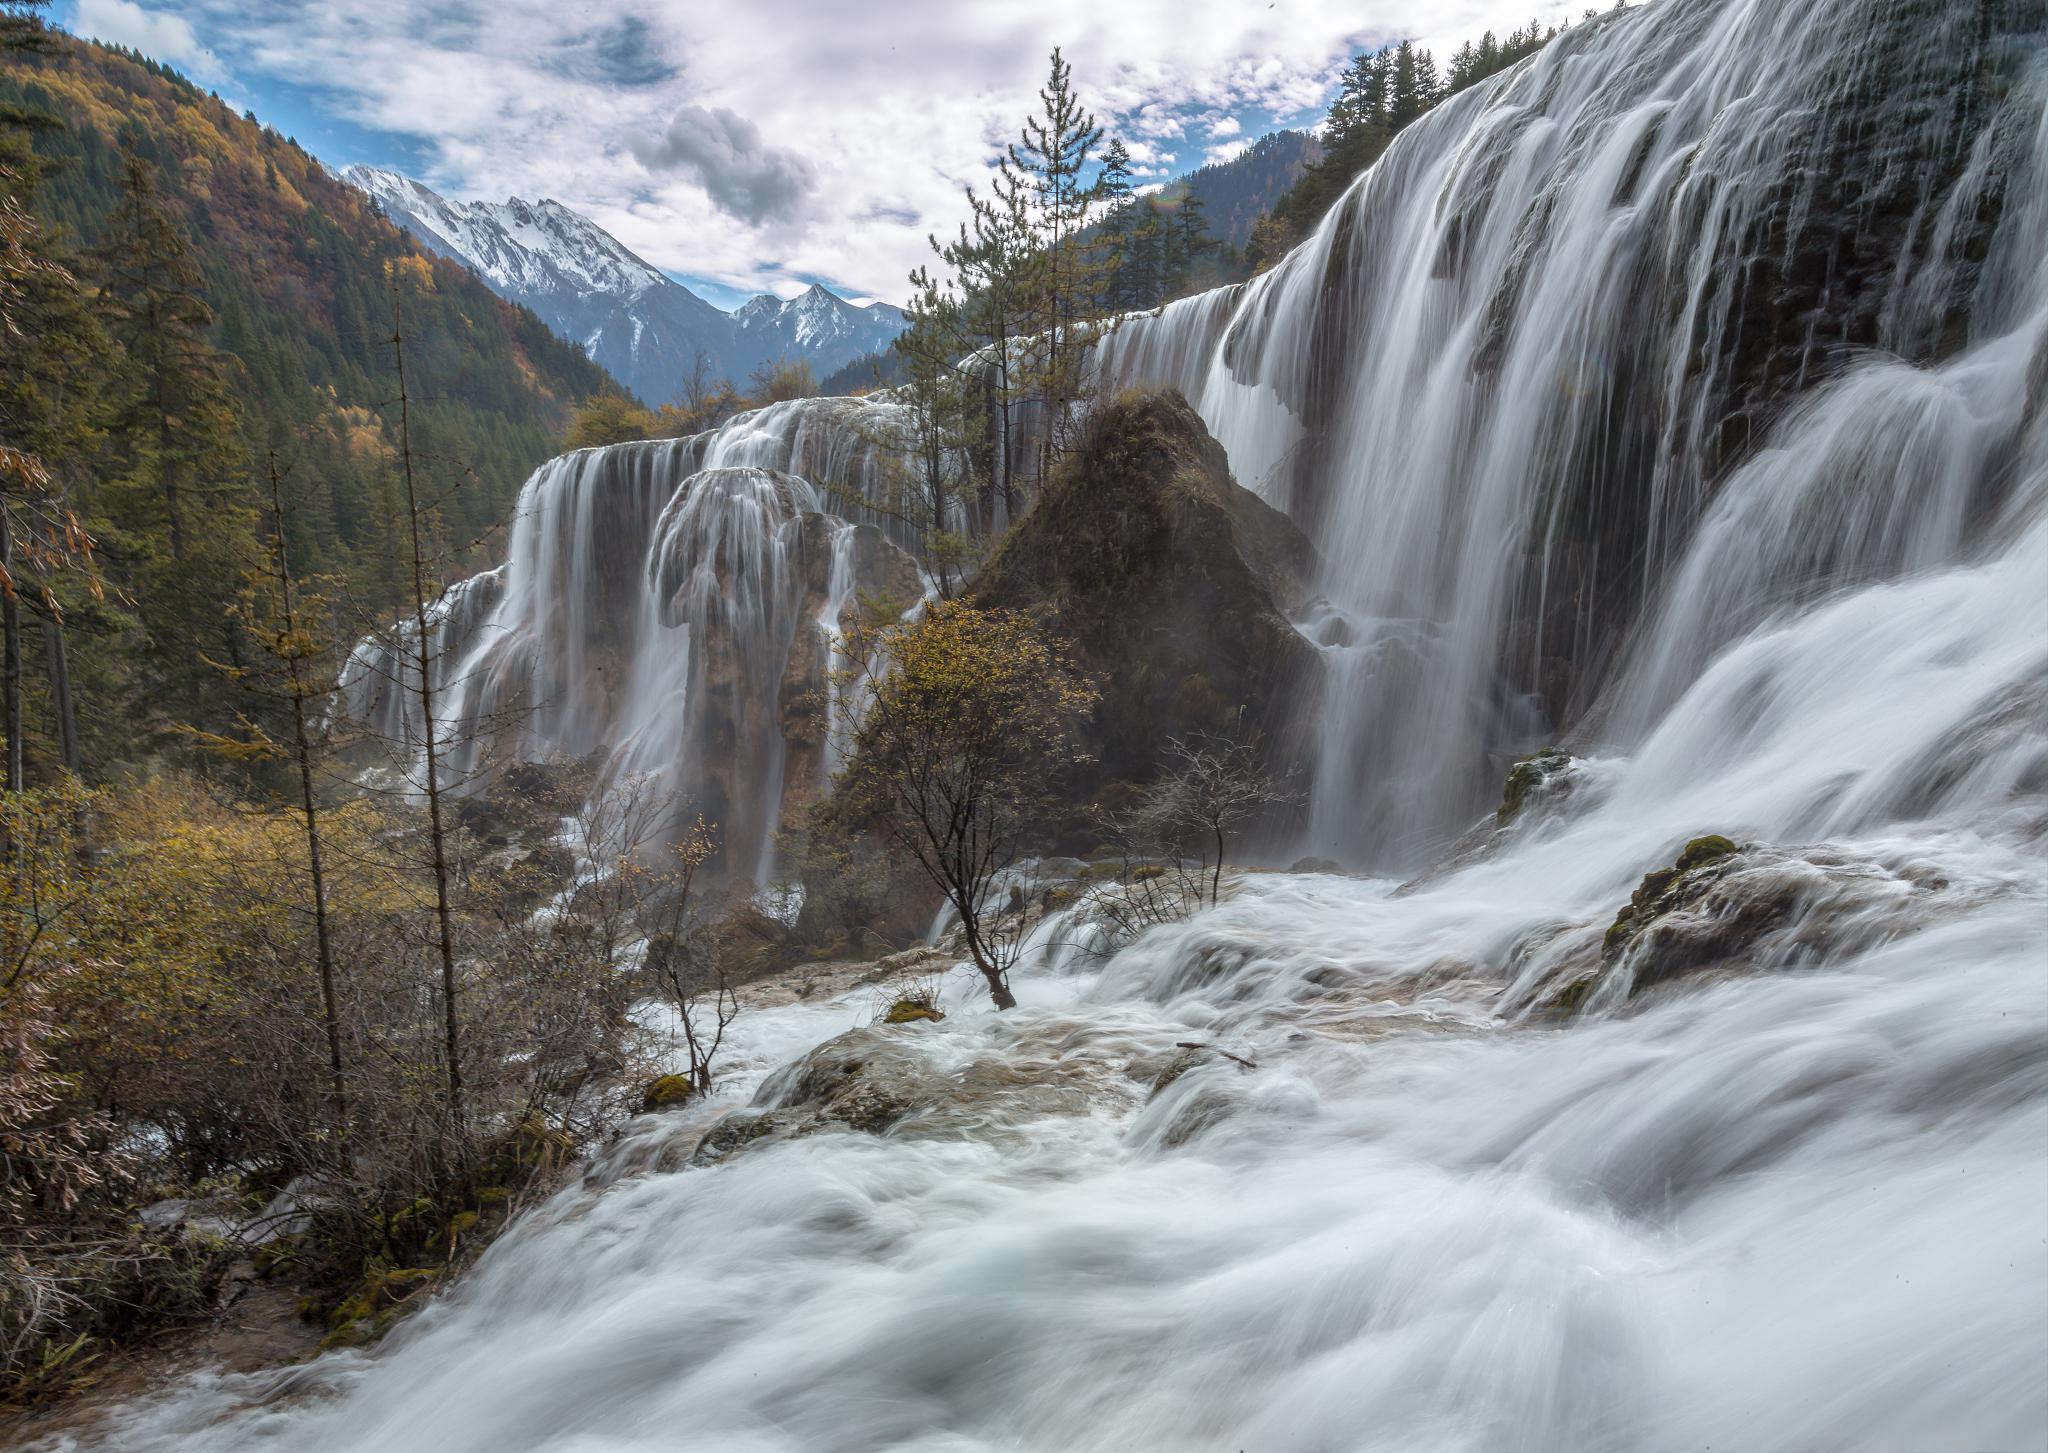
xmin=1147 ymin=727 xmax=1297 ymax=908
xmin=635 ymin=815 xmax=735 ymax=1092
xmin=390 ymin=280 xmax=465 ymax=1134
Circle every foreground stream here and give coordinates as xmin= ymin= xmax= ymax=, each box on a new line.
xmin=56 ymin=510 xmax=2048 ymax=1451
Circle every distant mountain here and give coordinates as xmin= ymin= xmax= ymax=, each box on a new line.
xmin=4 ymin=38 xmax=614 ymax=596
xmin=343 ymin=167 xmax=905 ymax=404
xmin=733 ymin=286 xmax=908 ymax=385
xmin=1169 ymin=130 xmax=1323 ymax=250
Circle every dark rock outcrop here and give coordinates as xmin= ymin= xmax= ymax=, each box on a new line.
xmin=970 ymin=389 xmax=1319 ymax=790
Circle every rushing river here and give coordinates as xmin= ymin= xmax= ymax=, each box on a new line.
xmin=65 ymin=0 xmax=2048 ymax=1447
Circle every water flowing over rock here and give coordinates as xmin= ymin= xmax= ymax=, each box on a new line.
xmin=1094 ymin=0 xmax=2047 ymax=863
xmin=98 ymin=2 xmax=2048 ymax=1448
xmin=340 ymin=422 xmax=923 ymax=880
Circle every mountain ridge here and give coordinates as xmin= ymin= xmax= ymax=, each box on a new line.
xmin=344 ymin=166 xmax=906 ymax=403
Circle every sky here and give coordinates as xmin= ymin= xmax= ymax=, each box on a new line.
xmin=52 ymin=0 xmax=1586 ymax=311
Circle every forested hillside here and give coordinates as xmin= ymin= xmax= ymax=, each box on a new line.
xmin=0 ymin=28 xmax=611 ymax=775
xmin=1164 ymin=130 xmax=1320 ymax=250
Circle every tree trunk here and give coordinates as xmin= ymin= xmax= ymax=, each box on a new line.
xmin=392 ymin=289 xmax=465 ymax=1135
xmin=961 ymin=916 xmax=1016 ymax=1010
xmin=1 ymin=506 xmax=21 ymax=792
xmin=267 ymin=454 xmax=349 ymax=1165
xmin=43 ymin=616 xmax=77 ymax=775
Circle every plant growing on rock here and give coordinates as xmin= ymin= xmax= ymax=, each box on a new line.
xmin=838 ymin=598 xmax=1097 ymax=1009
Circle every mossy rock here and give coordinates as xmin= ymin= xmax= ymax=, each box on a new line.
xmin=1603 ymin=834 xmax=1745 ymax=965
xmin=640 ymin=1075 xmax=696 ymax=1113
xmin=1129 ymin=863 xmax=1167 ymax=883
xmin=691 ymin=1112 xmax=783 ymax=1166
xmin=1148 ymin=1047 xmax=1207 ymax=1101
xmin=327 ymin=1264 xmax=437 ymax=1330
xmin=1675 ymin=834 xmax=1738 ymax=871
xmin=251 ymin=1233 xmax=305 ymax=1280
xmin=882 ymin=999 xmax=944 ymax=1025
xmin=1549 ymin=974 xmax=1600 ymax=1017
xmin=1498 ymin=747 xmax=1574 ymax=826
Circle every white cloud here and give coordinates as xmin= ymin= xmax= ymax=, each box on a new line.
xmin=165 ymin=0 xmax=1587 ymax=302
xmin=74 ymin=0 xmax=227 ymax=83
xmin=632 ymin=106 xmax=817 ymax=225
xmin=1204 ymin=139 xmax=1251 ymax=166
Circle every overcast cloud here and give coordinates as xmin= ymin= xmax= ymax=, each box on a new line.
xmin=632 ymin=106 xmax=818 ymax=226
xmin=64 ymin=0 xmax=1588 ymax=305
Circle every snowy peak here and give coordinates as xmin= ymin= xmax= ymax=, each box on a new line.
xmin=735 ymin=284 xmax=907 ymax=362
xmin=342 ymin=166 xmax=906 ymax=403
xmin=343 ymin=165 xmax=669 ymax=303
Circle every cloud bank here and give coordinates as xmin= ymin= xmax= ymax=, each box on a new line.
xmin=74 ymin=0 xmax=1589 ymax=304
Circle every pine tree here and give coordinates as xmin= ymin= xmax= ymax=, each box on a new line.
xmin=1005 ymin=48 xmax=1105 ymax=480
xmin=94 ymin=151 xmax=255 ymax=751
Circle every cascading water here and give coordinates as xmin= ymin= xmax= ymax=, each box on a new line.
xmin=75 ymin=1 xmax=2048 ymax=1449
xmin=1094 ymin=0 xmax=2042 ymax=866
xmin=338 ymin=406 xmax=926 ymax=879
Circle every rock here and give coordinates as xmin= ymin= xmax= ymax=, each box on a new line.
xmin=1289 ymin=856 xmax=1342 ymax=874
xmin=1148 ymin=1047 xmax=1208 ymax=1100
xmin=1497 ymin=747 xmax=1578 ymax=826
xmin=640 ymin=1074 xmax=696 ymax=1113
xmin=690 ymin=1111 xmax=785 ymax=1166
xmin=968 ymin=389 xmax=1320 ymax=795
xmin=1601 ymin=834 xmax=1746 ymax=963
xmin=881 ymin=999 xmax=944 ymax=1025
xmin=1563 ymin=835 xmax=1957 ymax=1009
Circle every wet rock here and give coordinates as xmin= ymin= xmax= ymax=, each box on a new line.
xmin=1565 ymin=836 xmax=1965 ymax=1008
xmin=640 ymin=1074 xmax=696 ymax=1113
xmin=1288 ymin=856 xmax=1343 ymax=874
xmin=1148 ymin=1047 xmax=1208 ymax=1100
xmin=690 ymin=1111 xmax=786 ymax=1166
xmin=881 ymin=999 xmax=944 ymax=1024
xmin=1497 ymin=746 xmax=1579 ymax=826
xmin=1601 ymin=834 xmax=1743 ymax=965
xmin=968 ymin=389 xmax=1319 ymax=794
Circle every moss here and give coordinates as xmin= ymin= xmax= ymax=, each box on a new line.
xmin=1550 ymin=974 xmax=1599 ymax=1017
xmin=1497 ymin=746 xmax=1572 ymax=825
xmin=474 ymin=1186 xmax=511 ymax=1210
xmin=251 ymin=1233 xmax=305 ymax=1279
xmin=325 ymin=1264 xmax=437 ymax=1340
xmin=1129 ymin=863 xmax=1166 ymax=882
xmin=640 ymin=1074 xmax=696 ymax=1113
xmin=1676 ymin=834 xmax=1739 ymax=871
xmin=1603 ymin=835 xmax=1744 ymax=962
xmin=882 ymin=999 xmax=944 ymax=1024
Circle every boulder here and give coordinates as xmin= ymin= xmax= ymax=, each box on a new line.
xmin=969 ymin=389 xmax=1319 ymax=792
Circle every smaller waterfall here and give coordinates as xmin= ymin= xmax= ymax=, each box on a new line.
xmin=340 ymin=417 xmax=925 ymax=882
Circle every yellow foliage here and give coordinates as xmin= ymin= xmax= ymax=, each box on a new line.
xmin=386 ymin=254 xmax=436 ymax=294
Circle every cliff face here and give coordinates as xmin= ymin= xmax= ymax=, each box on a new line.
xmin=970 ymin=389 xmax=1319 ymax=791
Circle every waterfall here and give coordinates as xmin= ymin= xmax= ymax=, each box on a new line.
xmin=339 ymin=411 xmax=925 ymax=881
xmin=1095 ymin=0 xmax=2044 ymax=865
xmin=98 ymin=3 xmax=2048 ymax=1449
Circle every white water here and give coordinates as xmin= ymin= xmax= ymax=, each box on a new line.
xmin=338 ymin=408 xmax=919 ymax=878
xmin=80 ymin=0 xmax=2048 ymax=1448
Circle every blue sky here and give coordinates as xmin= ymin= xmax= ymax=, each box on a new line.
xmin=53 ymin=0 xmax=1582 ymax=310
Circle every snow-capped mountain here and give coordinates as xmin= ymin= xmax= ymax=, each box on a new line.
xmin=733 ymin=284 xmax=907 ymax=376
xmin=343 ymin=166 xmax=904 ymax=403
